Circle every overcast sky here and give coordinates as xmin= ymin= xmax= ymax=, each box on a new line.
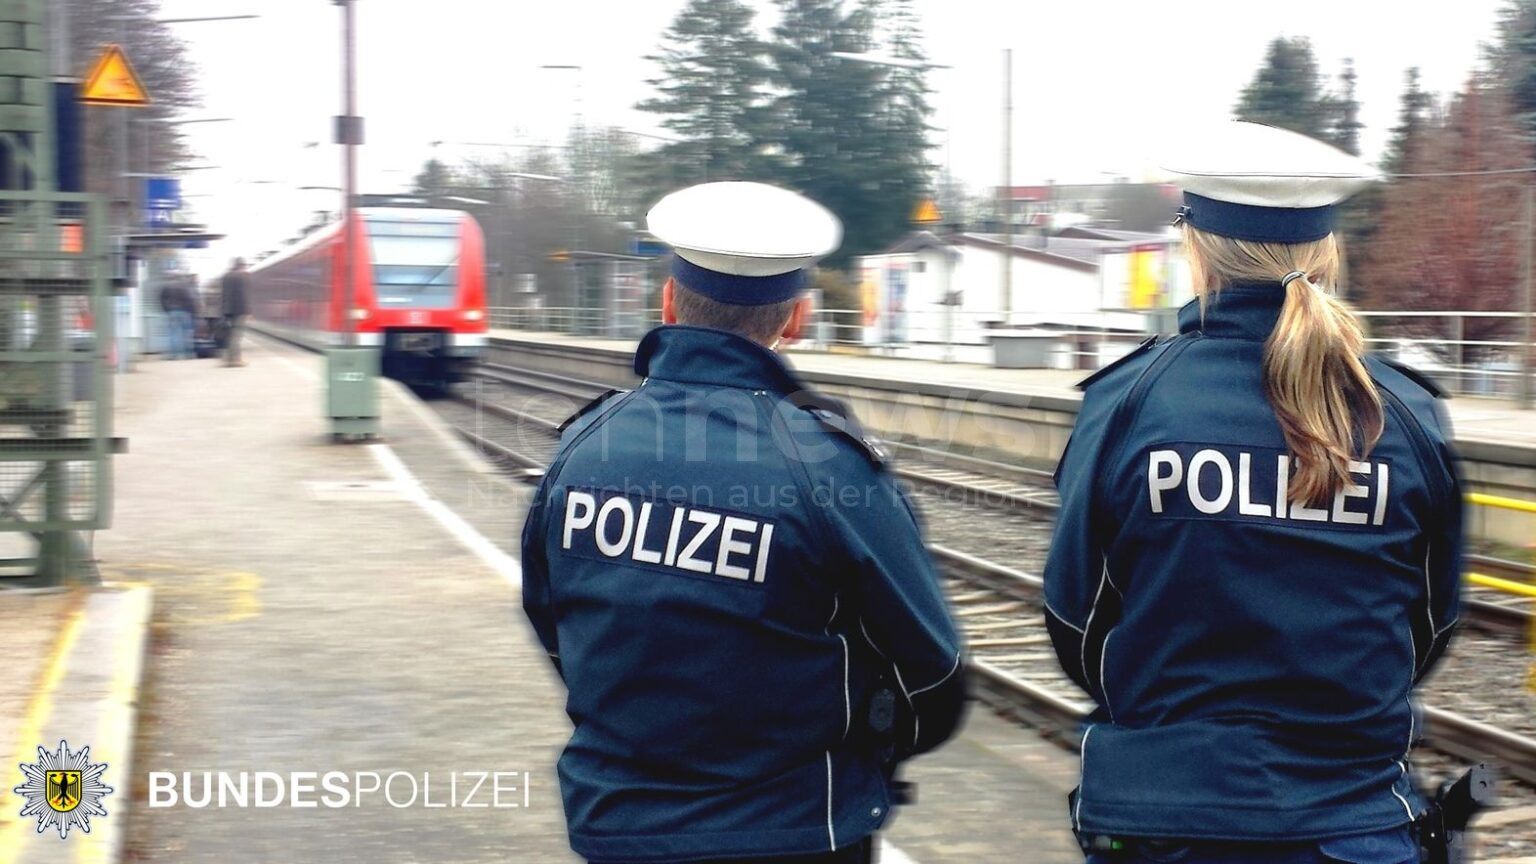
xmin=143 ymin=0 xmax=1512 ymax=279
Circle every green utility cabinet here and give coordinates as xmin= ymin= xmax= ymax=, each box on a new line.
xmin=325 ymin=346 xmax=380 ymax=441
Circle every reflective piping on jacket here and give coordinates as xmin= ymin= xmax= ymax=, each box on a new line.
xmin=1418 ymin=545 xmax=1435 ymax=677
xmin=1390 ymin=761 xmax=1416 ymax=821
xmin=825 ymin=751 xmax=836 ymax=851
xmin=910 ymin=654 xmax=961 ymax=697
xmin=859 ymin=618 xmax=886 ymax=657
xmin=1044 ymin=603 xmax=1085 ymax=635
xmin=888 ymin=663 xmax=916 ymax=748
xmin=1074 ymin=726 xmax=1094 ymax=831
xmin=1397 ymin=595 xmax=1421 ymax=822
xmin=1099 ymin=629 xmax=1116 ymax=724
xmin=1081 ymin=561 xmax=1114 ymax=703
xmin=861 ymin=618 xmax=918 ymax=745
xmin=1100 ymin=554 xmax=1123 ymax=597
xmin=837 ymin=633 xmax=851 ymax=737
xmin=827 ymin=596 xmax=850 ymax=737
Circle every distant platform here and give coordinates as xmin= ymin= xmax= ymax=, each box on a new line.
xmin=488 ymin=328 xmax=1536 ymax=456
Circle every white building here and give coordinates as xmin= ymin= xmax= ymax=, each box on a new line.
xmin=851 ymin=229 xmax=1193 ymax=367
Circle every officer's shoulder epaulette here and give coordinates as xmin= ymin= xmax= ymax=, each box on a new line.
xmin=797 ymin=392 xmax=889 ymax=467
xmin=1075 ymin=334 xmax=1163 ymax=392
xmin=1373 ymin=355 xmax=1448 ymax=399
xmin=557 ymin=388 xmax=629 ymax=434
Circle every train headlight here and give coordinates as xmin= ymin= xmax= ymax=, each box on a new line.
xmin=350 ymin=308 xmax=369 ymax=321
xmin=463 ymin=309 xmax=484 ymax=321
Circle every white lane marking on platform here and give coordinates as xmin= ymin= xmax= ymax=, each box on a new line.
xmin=370 ymin=443 xmax=523 ymax=590
xmin=266 ymin=345 xmax=320 ymax=382
xmin=381 ymin=379 xmax=505 ymax=479
xmin=260 ymin=334 xmax=521 ymax=589
xmin=274 ymin=335 xmax=920 ymax=864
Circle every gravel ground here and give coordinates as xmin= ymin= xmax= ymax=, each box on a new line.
xmin=432 ymin=395 xmax=560 ymax=467
xmin=909 ymin=486 xmax=1056 ymax=574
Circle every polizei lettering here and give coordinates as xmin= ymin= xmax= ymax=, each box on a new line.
xmin=561 ymin=489 xmax=776 ymax=582
xmin=1145 ymin=445 xmax=1390 ymax=527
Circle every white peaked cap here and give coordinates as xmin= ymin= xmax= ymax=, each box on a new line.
xmin=1162 ymin=120 xmax=1380 ymax=208
xmin=646 ymin=181 xmax=843 ymax=277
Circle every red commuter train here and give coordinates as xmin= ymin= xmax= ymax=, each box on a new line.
xmin=248 ymin=206 xmax=488 ymax=389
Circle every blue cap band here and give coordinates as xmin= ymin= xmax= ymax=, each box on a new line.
xmin=1181 ymin=192 xmax=1335 ymax=244
xmin=671 ymin=255 xmax=808 ymax=306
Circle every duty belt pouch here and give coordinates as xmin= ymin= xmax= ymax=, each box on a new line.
xmin=862 ymin=683 xmax=914 ymax=804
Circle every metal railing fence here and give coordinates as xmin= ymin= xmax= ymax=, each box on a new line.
xmin=485 ymin=305 xmax=1534 ymax=400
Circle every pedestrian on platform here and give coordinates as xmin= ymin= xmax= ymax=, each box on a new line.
xmin=1044 ymin=121 xmax=1463 ymax=864
xmin=159 ymin=279 xmax=195 ymax=359
xmin=221 ymin=257 xmax=250 ymax=367
xmin=521 ymin=182 xmax=966 ymax=864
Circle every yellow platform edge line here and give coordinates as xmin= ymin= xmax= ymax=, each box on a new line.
xmin=0 ymin=601 xmax=88 ymax=863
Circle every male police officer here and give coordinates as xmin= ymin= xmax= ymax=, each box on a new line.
xmin=521 ymin=181 xmax=965 ymax=864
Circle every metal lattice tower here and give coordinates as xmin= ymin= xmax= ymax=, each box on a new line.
xmin=0 ymin=0 xmax=115 ymax=586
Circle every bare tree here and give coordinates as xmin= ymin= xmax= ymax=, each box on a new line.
xmin=66 ymin=0 xmax=202 ymax=205
xmin=1357 ymin=74 xmax=1524 ymax=359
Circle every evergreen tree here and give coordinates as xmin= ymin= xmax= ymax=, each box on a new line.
xmin=1236 ymin=40 xmax=1371 ymax=258
xmin=770 ymin=0 xmax=932 ymax=265
xmin=411 ymin=159 xmax=454 ymax=198
xmin=635 ymin=0 xmax=776 ymax=187
xmin=1382 ymin=67 xmax=1436 ymax=175
xmin=1324 ymin=58 xmax=1369 ymax=254
xmin=1494 ymin=0 xmax=1536 ymax=146
xmin=1234 ymin=37 xmax=1330 ymax=137
xmin=1326 ymin=58 xmax=1363 ymax=155
xmin=873 ymin=0 xmax=935 ymax=225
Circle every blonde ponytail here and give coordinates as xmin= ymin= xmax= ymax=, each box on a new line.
xmin=1184 ymin=227 xmax=1384 ymax=505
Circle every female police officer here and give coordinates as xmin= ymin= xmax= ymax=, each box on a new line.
xmin=1044 ymin=121 xmax=1462 ymax=863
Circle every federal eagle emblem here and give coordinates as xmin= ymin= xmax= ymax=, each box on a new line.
xmin=13 ymin=740 xmax=112 ymax=839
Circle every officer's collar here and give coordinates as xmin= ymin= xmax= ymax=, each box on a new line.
xmin=1177 ymin=280 xmax=1286 ymax=341
xmin=634 ymin=325 xmax=805 ymax=393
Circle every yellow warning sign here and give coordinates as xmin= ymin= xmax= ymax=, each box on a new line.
xmin=912 ymin=199 xmax=942 ymax=224
xmin=80 ymin=44 xmax=150 ymax=106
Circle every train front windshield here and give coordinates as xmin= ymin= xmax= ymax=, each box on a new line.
xmin=367 ymin=219 xmax=461 ymax=309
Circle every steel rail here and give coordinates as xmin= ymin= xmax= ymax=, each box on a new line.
xmin=449 ymin=424 xmax=548 ymax=471
xmin=438 ymin=395 xmax=1536 ymax=789
xmin=934 ymin=546 xmax=1536 ymax=786
xmin=450 ymin=393 xmax=561 ymax=433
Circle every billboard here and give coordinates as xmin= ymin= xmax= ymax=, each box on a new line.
xmin=1100 ymin=243 xmax=1172 ymax=310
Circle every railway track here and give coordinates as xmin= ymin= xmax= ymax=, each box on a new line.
xmin=464 ymin=359 xmax=1536 ymax=636
xmin=447 ymin=360 xmax=1536 ymax=793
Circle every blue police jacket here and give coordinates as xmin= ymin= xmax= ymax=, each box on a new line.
xmin=1044 ymin=282 xmax=1462 ymax=841
xmin=521 ymin=325 xmax=965 ymax=863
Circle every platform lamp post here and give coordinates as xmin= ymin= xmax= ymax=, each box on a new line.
xmin=325 ymin=0 xmax=377 ymax=440
xmin=509 ymin=173 xmax=571 ymax=330
xmin=334 ymin=0 xmax=361 ymax=347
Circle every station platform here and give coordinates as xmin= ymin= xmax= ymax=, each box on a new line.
xmin=0 ymin=333 xmax=1085 ymax=863
xmin=489 ymin=328 xmax=1536 ymax=452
